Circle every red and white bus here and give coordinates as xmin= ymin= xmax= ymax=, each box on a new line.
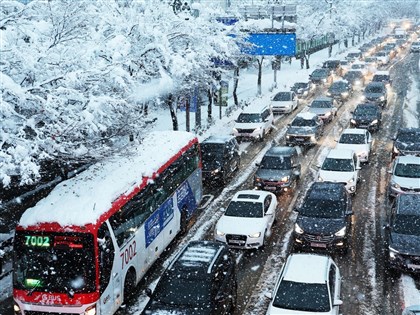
xmin=13 ymin=131 xmax=203 ymax=315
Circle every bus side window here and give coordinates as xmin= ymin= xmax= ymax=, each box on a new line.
xmin=98 ymin=223 xmax=115 ymax=295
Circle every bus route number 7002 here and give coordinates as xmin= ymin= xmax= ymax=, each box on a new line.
xmin=120 ymin=240 xmax=137 ymax=269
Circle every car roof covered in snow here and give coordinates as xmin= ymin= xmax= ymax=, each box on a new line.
xmin=283 ymin=253 xmax=331 ymax=284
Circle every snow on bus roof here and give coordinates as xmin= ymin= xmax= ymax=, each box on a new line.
xmin=18 ymin=131 xmax=196 ymax=228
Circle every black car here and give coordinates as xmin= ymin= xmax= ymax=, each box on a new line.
xmin=309 ymin=68 xmax=333 ymax=85
xmin=290 ymin=81 xmax=315 ymax=99
xmin=254 ymin=146 xmax=302 ymax=193
xmin=143 ymin=241 xmax=237 ymax=315
xmin=372 ymin=71 xmax=392 ymax=87
xmin=343 ymin=70 xmax=365 ymax=88
xmin=286 ymin=113 xmax=324 ymax=147
xmin=350 ymin=103 xmax=382 ymax=131
xmin=385 ymin=194 xmax=420 ymax=274
xmin=201 ymin=135 xmax=240 ymax=183
xmin=392 ymin=128 xmax=420 ymax=159
xmin=326 ymin=80 xmax=353 ymax=102
xmin=322 ymin=59 xmax=342 ymax=75
xmin=362 ymin=82 xmax=387 ymax=107
xmin=293 ymin=182 xmax=353 ymax=252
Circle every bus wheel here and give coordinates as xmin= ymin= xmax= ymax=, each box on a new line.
xmin=123 ymin=269 xmax=136 ymax=303
xmin=180 ymin=207 xmax=188 ymax=235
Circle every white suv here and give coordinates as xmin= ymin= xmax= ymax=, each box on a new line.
xmin=335 ymin=128 xmax=373 ymax=163
xmin=214 ymin=190 xmax=278 ymax=249
xmin=318 ymin=148 xmax=361 ymax=194
xmin=388 ymin=155 xmax=420 ymax=198
xmin=270 ymin=91 xmax=298 ymax=114
xmin=266 ymin=253 xmax=342 ymax=315
xmin=233 ymin=105 xmax=274 ymax=141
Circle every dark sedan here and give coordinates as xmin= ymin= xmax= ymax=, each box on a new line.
xmin=326 ymin=80 xmax=353 ymax=102
xmin=309 ymin=68 xmax=333 ymax=85
xmin=362 ymin=82 xmax=387 ymax=107
xmin=343 ymin=70 xmax=365 ymax=89
xmin=392 ymin=128 xmax=420 ymax=159
xmin=290 ymin=81 xmax=315 ymax=99
xmin=350 ymin=103 xmax=382 ymax=131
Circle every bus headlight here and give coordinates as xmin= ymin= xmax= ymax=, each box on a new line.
xmin=84 ymin=305 xmax=97 ymax=315
xmin=13 ymin=303 xmax=21 ymax=315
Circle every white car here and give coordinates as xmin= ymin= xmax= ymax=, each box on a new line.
xmin=375 ymin=51 xmax=390 ymax=65
xmin=410 ymin=41 xmax=420 ymax=53
xmin=318 ymin=149 xmax=361 ymax=194
xmin=388 ymin=155 xmax=420 ymax=198
xmin=351 ymin=61 xmax=369 ymax=76
xmin=214 ymin=190 xmax=278 ymax=249
xmin=335 ymin=128 xmax=373 ymax=163
xmin=266 ymin=253 xmax=342 ymax=315
xmin=233 ymin=105 xmax=274 ymax=141
xmin=270 ymin=91 xmax=299 ymax=114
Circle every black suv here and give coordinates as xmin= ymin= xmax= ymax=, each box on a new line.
xmin=286 ymin=113 xmax=324 ymax=147
xmin=201 ymin=135 xmax=240 ymax=183
xmin=322 ymin=59 xmax=342 ymax=75
xmin=254 ymin=146 xmax=302 ymax=193
xmin=293 ymin=182 xmax=353 ymax=252
xmin=385 ymin=194 xmax=420 ymax=274
xmin=143 ymin=241 xmax=237 ymax=315
xmin=309 ymin=68 xmax=333 ymax=85
xmin=350 ymin=103 xmax=382 ymax=131
xmin=392 ymin=128 xmax=420 ymax=159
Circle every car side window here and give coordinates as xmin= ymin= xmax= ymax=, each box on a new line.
xmin=264 ymin=195 xmax=272 ymax=213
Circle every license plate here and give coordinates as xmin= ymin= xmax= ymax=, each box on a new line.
xmin=311 ymin=242 xmax=327 ymax=248
xmin=265 ymin=186 xmax=277 ymax=191
xmin=295 ymin=138 xmax=304 ymax=141
xmin=407 ymin=264 xmax=420 ymax=270
xmin=229 ymin=240 xmax=245 ymax=245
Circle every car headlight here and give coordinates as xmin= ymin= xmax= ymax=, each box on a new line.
xmin=341 ymin=92 xmax=349 ymax=97
xmin=248 ymin=232 xmax=261 ymax=238
xmin=322 ymin=78 xmax=327 ymax=82
xmin=232 ymin=128 xmax=238 ymax=133
xmin=286 ymin=135 xmax=290 ymax=139
xmin=14 ymin=303 xmax=21 ymax=315
xmin=84 ymin=305 xmax=97 ymax=315
xmin=318 ymin=176 xmax=324 ymax=182
xmin=253 ymin=127 xmax=262 ymax=132
xmin=350 ymin=119 xmax=356 ymax=124
xmin=281 ymin=176 xmax=290 ymax=182
xmin=294 ymin=223 xmax=304 ymax=234
xmin=355 ymin=80 xmax=361 ymax=85
xmin=392 ymin=182 xmax=400 ymax=189
xmin=348 ymin=178 xmax=354 ymax=184
xmin=389 ymin=247 xmax=400 ymax=259
xmin=379 ymin=96 xmax=385 ymax=101
xmin=216 ymin=229 xmax=225 ymax=236
xmin=324 ymin=112 xmax=331 ymax=117
xmin=211 ymin=168 xmax=221 ymax=175
xmin=360 ymin=95 xmax=366 ymax=100
xmin=326 ymin=92 xmax=331 ymax=96
xmin=393 ymin=146 xmax=400 ymax=154
xmin=254 ymin=177 xmax=262 ymax=182
xmin=310 ymin=135 xmax=316 ymax=142
xmin=358 ymin=151 xmax=368 ymax=157
xmin=335 ymin=227 xmax=346 ymax=237
xmin=370 ymin=119 xmax=378 ymax=125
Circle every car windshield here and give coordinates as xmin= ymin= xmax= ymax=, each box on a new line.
xmin=365 ymin=85 xmax=384 ymax=93
xmin=293 ymin=82 xmax=308 ymax=88
xmin=393 ymin=215 xmax=420 ymax=236
xmin=273 ymin=280 xmax=330 ymax=312
xmin=153 ymin=276 xmax=211 ymax=306
xmin=329 ymin=83 xmax=347 ymax=92
xmin=352 ymin=64 xmax=365 ymax=69
xmin=312 ymin=69 xmax=328 ymax=76
xmin=237 ymin=113 xmax=262 ymax=123
xmin=300 ymin=197 xmax=345 ymax=218
xmin=273 ymin=92 xmax=292 ymax=101
xmin=260 ymin=156 xmax=292 ymax=170
xmin=225 ymin=201 xmax=263 ymax=218
xmin=354 ymin=106 xmax=377 ymax=115
xmin=291 ymin=117 xmax=317 ymax=127
xmin=347 ymin=53 xmax=360 ymax=58
xmin=377 ymin=52 xmax=387 ymax=56
xmin=339 ymin=134 xmax=366 ymax=144
xmin=310 ymin=100 xmax=332 ymax=108
xmin=344 ymin=71 xmax=362 ymax=79
xmin=201 ymin=143 xmax=224 ymax=157
xmin=373 ymin=75 xmax=389 ymax=82
xmin=322 ymin=157 xmax=354 ymax=172
xmin=394 ymin=163 xmax=420 ymax=178
xmin=397 ymin=131 xmax=420 ymax=142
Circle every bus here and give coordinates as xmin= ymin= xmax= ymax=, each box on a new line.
xmin=12 ymin=131 xmax=203 ymax=315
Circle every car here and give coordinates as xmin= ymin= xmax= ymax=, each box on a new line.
xmin=385 ymin=194 xmax=420 ymax=274
xmin=326 ymin=80 xmax=353 ymax=102
xmin=345 ymin=50 xmax=362 ymax=62
xmin=403 ymin=305 xmax=420 ymax=315
xmin=339 ymin=59 xmax=351 ymax=75
xmin=411 ymin=41 xmax=420 ymax=52
xmin=309 ymin=68 xmax=334 ymax=85
xmin=214 ymin=190 xmax=278 ymax=249
xmin=350 ymin=61 xmax=370 ymax=76
xmin=254 ymin=146 xmax=302 ymax=193
xmin=383 ymin=44 xmax=397 ymax=59
xmin=364 ymin=56 xmax=378 ymax=72
xmin=372 ymin=70 xmax=392 ymax=87
xmin=232 ymin=105 xmax=274 ymax=141
xmin=307 ymin=97 xmax=338 ymax=123
xmin=388 ymin=155 xmax=420 ymax=198
xmin=322 ymin=59 xmax=343 ymax=75
xmin=293 ymin=182 xmax=353 ymax=252
xmin=335 ymin=128 xmax=373 ymax=163
xmin=392 ymin=127 xmax=420 ymax=159
xmin=350 ymin=103 xmax=382 ymax=131
xmin=270 ymin=91 xmax=298 ymax=114
xmin=290 ymin=81 xmax=315 ymax=99
xmin=285 ymin=112 xmax=324 ymax=147
xmin=374 ymin=51 xmax=390 ymax=65
xmin=343 ymin=70 xmax=365 ymax=89
xmin=362 ymin=82 xmax=388 ymax=107
xmin=266 ymin=253 xmax=343 ymax=315
xmin=201 ymin=135 xmax=240 ymax=184
xmin=318 ymin=148 xmax=361 ymax=194
xmin=143 ymin=241 xmax=237 ymax=315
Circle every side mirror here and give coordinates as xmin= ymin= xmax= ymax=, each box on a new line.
xmin=265 ymin=292 xmax=273 ymax=300
xmin=387 ymin=170 xmax=393 ymax=174
xmin=356 ymin=167 xmax=361 ymax=170
xmin=333 ymin=299 xmax=343 ymax=306
xmin=256 ymin=162 xmax=261 ymax=167
xmin=346 ymin=211 xmax=354 ymax=216
xmin=220 ymin=207 xmax=226 ymax=212
xmin=293 ymin=170 xmax=300 ymax=176
xmin=145 ymin=288 xmax=153 ymax=297
xmin=293 ymin=207 xmax=299 ymax=213
xmin=316 ymin=164 xmax=322 ymax=168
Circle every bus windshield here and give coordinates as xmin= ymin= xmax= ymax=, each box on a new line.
xmin=13 ymin=231 xmax=96 ymax=294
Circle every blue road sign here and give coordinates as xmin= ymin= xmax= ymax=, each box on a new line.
xmin=242 ymin=33 xmax=296 ymax=56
